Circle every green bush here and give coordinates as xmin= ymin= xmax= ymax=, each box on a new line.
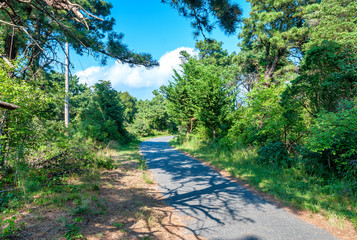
xmin=304 ymin=102 xmax=357 ymax=179
xmin=1 ymin=216 xmax=21 ymax=239
xmin=96 ymin=157 xmax=115 ymax=170
xmin=298 ymin=146 xmax=328 ymax=177
xmin=130 ymin=118 xmax=153 ymax=137
xmin=229 ymin=82 xmax=288 ymax=146
xmin=258 ymin=141 xmax=289 ymax=167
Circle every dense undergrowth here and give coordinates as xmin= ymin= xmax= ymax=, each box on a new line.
xmin=0 ymin=137 xmax=115 ymax=238
xmin=171 ymin=135 xmax=357 ymax=230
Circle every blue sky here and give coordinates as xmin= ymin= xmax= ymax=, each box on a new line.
xmin=74 ymin=0 xmax=251 ymax=100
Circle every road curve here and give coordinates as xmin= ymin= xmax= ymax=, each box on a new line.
xmin=140 ymin=136 xmax=337 ymax=240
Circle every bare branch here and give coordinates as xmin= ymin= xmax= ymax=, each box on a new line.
xmin=31 ymin=0 xmax=88 ymax=49
xmin=0 ymin=101 xmax=20 ymax=110
xmin=1 ymin=55 xmax=14 ymax=68
xmin=0 ymin=19 xmax=45 ymax=52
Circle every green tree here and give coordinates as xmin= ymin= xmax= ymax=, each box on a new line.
xmin=304 ymin=0 xmax=357 ymax=51
xmin=0 ymin=61 xmax=48 ymax=171
xmin=119 ymin=91 xmax=137 ymax=124
xmin=304 ymin=102 xmax=357 ymax=176
xmin=166 ymin=66 xmax=198 ymax=137
xmin=239 ymin=0 xmax=318 ymax=82
xmin=80 ymin=80 xmax=126 ymax=142
xmin=131 ymin=89 xmax=174 ymax=136
xmin=191 ymin=63 xmax=233 ymax=139
xmin=282 ymin=41 xmax=357 ymax=116
xmin=33 ymin=71 xmax=91 ymax=123
xmin=167 ymin=40 xmax=236 ymax=139
xmin=228 ymin=81 xmax=287 ymax=146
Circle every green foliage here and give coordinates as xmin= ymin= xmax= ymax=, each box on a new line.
xmin=119 ymin=91 xmax=137 ymax=124
xmin=113 ymin=221 xmax=125 ymax=230
xmin=0 ymin=0 xmax=158 ymax=77
xmin=162 ymin=0 xmax=242 ymax=36
xmin=283 ymin=41 xmax=357 ymax=115
xmin=64 ymin=223 xmax=83 ymax=240
xmin=240 ymin=0 xmax=315 ymax=80
xmin=1 ymin=216 xmax=21 ymax=239
xmin=166 ymin=68 xmax=197 ymax=134
xmin=304 ymin=102 xmax=357 ymax=177
xmin=96 ymin=157 xmax=115 ymax=170
xmin=258 ymin=141 xmax=290 ymax=167
xmin=0 ymin=193 xmax=15 ymax=212
xmin=137 ymin=156 xmax=148 ymax=171
xmin=304 ymin=0 xmax=357 ymax=52
xmin=131 ymin=88 xmax=175 ymax=136
xmin=229 ymin=81 xmax=287 ymax=146
xmin=191 ymin=63 xmax=233 ymax=139
xmin=0 ymin=61 xmax=49 ymax=152
xmin=167 ymin=40 xmax=236 ymax=139
xmin=79 ymin=80 xmax=127 ymax=143
xmin=131 ymin=118 xmax=153 ymax=137
xmin=142 ymin=172 xmax=154 ymax=184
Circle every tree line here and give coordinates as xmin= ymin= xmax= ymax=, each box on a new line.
xmin=165 ymin=0 xmax=357 ymax=181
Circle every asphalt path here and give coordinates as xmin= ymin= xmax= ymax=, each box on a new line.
xmin=140 ymin=136 xmax=337 ymax=240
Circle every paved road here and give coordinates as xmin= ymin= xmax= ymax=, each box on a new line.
xmin=140 ymin=136 xmax=337 ymax=240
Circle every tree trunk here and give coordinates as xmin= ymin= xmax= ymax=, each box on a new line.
xmin=264 ymin=48 xmax=285 ymax=83
xmin=190 ymin=117 xmax=195 ymax=133
xmin=4 ymin=32 xmax=18 ymax=61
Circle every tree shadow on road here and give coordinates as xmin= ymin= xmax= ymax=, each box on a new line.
xmin=140 ymin=140 xmax=274 ymax=238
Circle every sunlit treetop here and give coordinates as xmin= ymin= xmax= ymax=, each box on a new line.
xmin=304 ymin=0 xmax=357 ymax=51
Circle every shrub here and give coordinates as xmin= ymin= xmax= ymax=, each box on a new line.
xmin=298 ymin=146 xmax=329 ymax=177
xmin=130 ymin=118 xmax=153 ymax=137
xmin=258 ymin=141 xmax=289 ymax=167
xmin=304 ymin=103 xmax=357 ymax=179
xmin=96 ymin=157 xmax=115 ymax=170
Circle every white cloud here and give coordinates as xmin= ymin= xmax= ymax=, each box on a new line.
xmin=75 ymin=47 xmax=195 ymax=90
xmin=75 ymin=66 xmax=103 ymax=86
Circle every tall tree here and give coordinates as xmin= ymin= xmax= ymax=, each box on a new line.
xmin=191 ymin=62 xmax=232 ymax=139
xmin=239 ymin=0 xmax=318 ymax=82
xmin=167 ymin=40 xmax=236 ymax=139
xmin=80 ymin=80 xmax=126 ymax=142
xmin=282 ymin=41 xmax=357 ymax=116
xmin=166 ymin=67 xmax=198 ymax=136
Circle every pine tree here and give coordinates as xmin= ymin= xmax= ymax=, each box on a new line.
xmin=239 ymin=0 xmax=318 ymax=82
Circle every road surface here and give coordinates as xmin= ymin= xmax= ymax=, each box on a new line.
xmin=140 ymin=136 xmax=337 ymax=240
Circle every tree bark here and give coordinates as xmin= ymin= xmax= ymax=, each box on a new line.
xmin=264 ymin=48 xmax=285 ymax=82
xmin=0 ymin=101 xmax=19 ymax=110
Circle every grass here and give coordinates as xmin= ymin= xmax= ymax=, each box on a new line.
xmin=170 ymin=135 xmax=357 ymax=231
xmin=0 ymin=141 xmax=120 ymax=239
xmin=0 ymin=133 xmax=186 ymax=239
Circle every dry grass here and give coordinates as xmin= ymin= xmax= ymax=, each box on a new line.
xmin=6 ymin=141 xmax=202 ymax=240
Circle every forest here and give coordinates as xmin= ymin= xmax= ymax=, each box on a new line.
xmin=0 ymin=0 xmax=356 ymax=238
